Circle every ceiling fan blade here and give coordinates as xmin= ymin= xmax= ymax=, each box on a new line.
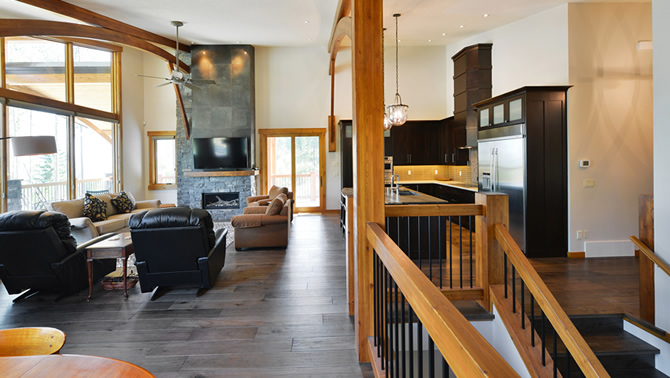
xmin=155 ymin=82 xmax=173 ymax=88
xmin=184 ymin=82 xmax=201 ymax=90
xmin=137 ymin=74 xmax=169 ymax=80
xmin=191 ymin=79 xmax=216 ymax=85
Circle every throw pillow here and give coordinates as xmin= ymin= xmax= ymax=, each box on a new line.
xmin=111 ymin=191 xmax=134 ymax=213
xmin=265 ymin=193 xmax=287 ymax=216
xmin=123 ymin=191 xmax=137 ymax=210
xmin=83 ymin=192 xmax=107 ymax=221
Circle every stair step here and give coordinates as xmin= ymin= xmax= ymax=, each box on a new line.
xmin=452 ymin=300 xmax=494 ymax=321
xmin=569 ymin=313 xmax=624 ymax=333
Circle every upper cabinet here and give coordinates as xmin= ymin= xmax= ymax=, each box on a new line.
xmin=478 ymin=94 xmax=525 ymax=129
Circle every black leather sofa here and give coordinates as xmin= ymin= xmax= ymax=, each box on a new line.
xmin=129 ymin=207 xmax=227 ymax=299
xmin=0 ymin=210 xmax=116 ymax=302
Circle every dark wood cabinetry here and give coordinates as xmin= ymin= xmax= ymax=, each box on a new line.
xmin=475 ymin=86 xmax=570 ymax=258
xmin=339 ymin=120 xmax=353 ymax=189
xmin=389 ymin=120 xmax=448 ymax=165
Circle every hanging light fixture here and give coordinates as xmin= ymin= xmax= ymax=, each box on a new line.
xmin=387 ymin=13 xmax=409 ymax=126
xmin=382 ymin=28 xmax=392 ymax=131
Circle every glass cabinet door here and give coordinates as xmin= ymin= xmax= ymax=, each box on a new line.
xmin=493 ymin=104 xmax=505 ymax=124
xmin=479 ymin=108 xmax=490 ymax=127
xmin=509 ymin=98 xmax=523 ymax=122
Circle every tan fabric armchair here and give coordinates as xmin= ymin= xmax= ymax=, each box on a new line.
xmin=231 ymin=199 xmax=292 ymax=250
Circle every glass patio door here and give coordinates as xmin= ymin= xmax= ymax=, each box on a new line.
xmin=261 ymin=129 xmax=325 ymax=212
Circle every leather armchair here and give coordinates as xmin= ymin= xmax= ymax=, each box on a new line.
xmin=128 ymin=207 xmax=227 ymax=299
xmin=0 ymin=210 xmax=116 ymax=302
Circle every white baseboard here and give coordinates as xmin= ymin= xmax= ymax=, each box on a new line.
xmin=584 ymin=240 xmax=635 ymax=258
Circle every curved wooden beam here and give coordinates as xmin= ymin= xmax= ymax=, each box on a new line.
xmin=328 ymin=16 xmax=352 ymax=75
xmin=327 ymin=0 xmax=352 ymax=50
xmin=17 ymin=0 xmax=189 ymax=53
xmin=0 ymin=19 xmax=190 ymax=73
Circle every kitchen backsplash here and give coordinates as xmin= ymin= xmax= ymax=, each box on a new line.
xmin=394 ymin=164 xmax=473 ymax=183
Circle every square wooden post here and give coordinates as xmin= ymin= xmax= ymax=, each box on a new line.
xmin=475 ymin=192 xmax=509 ymax=311
xmin=638 ymin=194 xmax=654 ymax=324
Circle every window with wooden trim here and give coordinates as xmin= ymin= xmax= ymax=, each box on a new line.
xmin=148 ymin=131 xmax=176 ymax=190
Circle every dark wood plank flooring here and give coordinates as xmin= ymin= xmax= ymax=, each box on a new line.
xmin=0 ymin=214 xmax=374 ymax=377
xmin=530 ymin=256 xmax=640 ymax=318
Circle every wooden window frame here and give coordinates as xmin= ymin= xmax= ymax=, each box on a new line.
xmin=147 ymin=131 xmax=176 ymax=190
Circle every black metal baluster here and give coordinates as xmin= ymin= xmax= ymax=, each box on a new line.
xmin=409 ymin=307 xmax=414 ymax=377
xmin=459 ymin=216 xmax=463 ymax=288
xmin=439 ymin=216 xmax=443 ymax=289
xmin=530 ymin=295 xmax=535 ymax=347
xmin=521 ymin=281 xmax=525 ymax=329
xmin=553 ymin=328 xmax=558 ymax=378
xmin=407 ymin=217 xmax=411 ymax=261
xmin=566 ymin=352 xmax=571 ymax=378
xmin=428 ymin=217 xmax=432 ymax=282
xmin=442 ymin=357 xmax=449 ymax=378
xmin=385 ymin=269 xmax=390 ymax=372
xmin=417 ymin=217 xmax=422 ymax=270
xmin=395 ymin=281 xmax=400 ymax=378
xmin=401 ymin=293 xmax=406 ymax=378
xmin=417 ymin=319 xmax=423 ymax=378
xmin=449 ymin=216 xmax=453 ymax=289
xmin=428 ymin=337 xmax=435 ymax=378
xmin=374 ymin=253 xmax=378 ymax=348
xmin=378 ymin=255 xmax=383 ymax=359
xmin=504 ymin=255 xmax=508 ymax=298
xmin=541 ymin=311 xmax=546 ymax=366
xmin=469 ymin=217 xmax=473 ymax=288
xmin=512 ymin=266 xmax=516 ymax=314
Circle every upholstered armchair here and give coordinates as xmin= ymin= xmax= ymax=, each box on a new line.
xmin=0 ymin=210 xmax=116 ymax=302
xmin=246 ymin=185 xmax=294 ymax=207
xmin=232 ymin=195 xmax=292 ymax=250
xmin=128 ymin=207 xmax=227 ymax=299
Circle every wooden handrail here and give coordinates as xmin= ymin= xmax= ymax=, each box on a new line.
xmin=631 ymin=235 xmax=670 ymax=277
xmin=385 ymin=203 xmax=484 ymax=218
xmin=495 ymin=224 xmax=610 ymax=378
xmin=367 ymin=222 xmax=519 ymax=377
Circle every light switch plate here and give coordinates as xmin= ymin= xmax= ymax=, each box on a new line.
xmin=583 ymin=179 xmax=595 ymax=188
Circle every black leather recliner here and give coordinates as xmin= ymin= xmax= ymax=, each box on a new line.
xmin=0 ymin=210 xmax=116 ymax=302
xmin=128 ymin=207 xmax=227 ymax=299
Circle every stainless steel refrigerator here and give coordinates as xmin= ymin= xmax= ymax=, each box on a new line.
xmin=478 ymin=124 xmax=526 ymax=252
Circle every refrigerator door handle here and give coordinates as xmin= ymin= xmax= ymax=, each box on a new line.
xmin=489 ymin=148 xmax=494 ymax=191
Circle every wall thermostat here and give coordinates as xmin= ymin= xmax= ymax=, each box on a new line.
xmin=579 ymin=160 xmax=590 ymax=168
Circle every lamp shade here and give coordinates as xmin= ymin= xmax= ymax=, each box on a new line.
xmin=10 ymin=136 xmax=57 ymax=156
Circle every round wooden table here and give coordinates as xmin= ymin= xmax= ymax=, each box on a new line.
xmin=0 ymin=354 xmax=153 ymax=377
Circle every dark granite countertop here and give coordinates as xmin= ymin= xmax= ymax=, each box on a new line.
xmin=385 ymin=186 xmax=448 ymax=205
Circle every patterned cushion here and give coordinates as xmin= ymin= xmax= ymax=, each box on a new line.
xmin=265 ymin=193 xmax=287 ymax=216
xmin=83 ymin=192 xmax=107 ymax=221
xmin=111 ymin=191 xmax=134 ymax=213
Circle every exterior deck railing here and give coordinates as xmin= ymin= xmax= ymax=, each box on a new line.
xmin=15 ymin=178 xmax=113 ymax=210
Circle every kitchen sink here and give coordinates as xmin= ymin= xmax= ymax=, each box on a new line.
xmin=397 ymin=190 xmax=418 ymax=195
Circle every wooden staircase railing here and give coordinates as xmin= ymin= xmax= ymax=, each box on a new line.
xmin=631 ymin=236 xmax=670 ymax=278
xmin=495 ymin=224 xmax=610 ymax=378
xmin=366 ymin=221 xmax=518 ymax=377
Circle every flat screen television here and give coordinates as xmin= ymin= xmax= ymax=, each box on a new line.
xmin=192 ymin=137 xmax=249 ymax=170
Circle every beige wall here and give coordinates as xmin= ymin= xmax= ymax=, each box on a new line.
xmin=120 ymin=47 xmax=145 ymax=200
xmin=568 ymin=3 xmax=653 ymax=255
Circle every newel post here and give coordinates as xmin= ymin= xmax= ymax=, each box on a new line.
xmin=475 ymin=192 xmax=509 ymax=311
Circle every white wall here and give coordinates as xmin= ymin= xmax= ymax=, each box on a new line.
xmin=568 ymin=3 xmax=653 ymax=254
xmin=121 ymin=47 xmax=145 ymax=200
xmin=142 ymin=54 xmax=178 ymax=204
xmin=255 ymin=45 xmax=447 ymax=210
xmin=653 ymin=0 xmax=670 ymax=351
xmin=445 ymin=5 xmax=570 ymax=116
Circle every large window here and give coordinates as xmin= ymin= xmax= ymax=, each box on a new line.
xmin=1 ymin=36 xmax=121 ymax=212
xmin=7 ymin=107 xmax=68 ymax=211
xmin=5 ymin=37 xmax=67 ymax=102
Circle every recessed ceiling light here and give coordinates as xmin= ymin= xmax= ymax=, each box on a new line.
xmin=483 ymin=14 xmax=489 ymax=18
xmin=442 ymin=33 xmax=446 ymax=36
xmin=304 ymin=20 xmax=309 ymax=24
xmin=308 ymin=38 xmax=312 ymax=42
xmin=459 ymin=25 xmax=464 ymax=28
xmin=428 ymin=39 xmax=432 ymax=43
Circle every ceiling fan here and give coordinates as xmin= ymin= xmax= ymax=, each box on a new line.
xmin=138 ymin=21 xmax=216 ymax=90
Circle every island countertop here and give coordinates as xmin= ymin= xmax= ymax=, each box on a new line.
xmin=385 ymin=186 xmax=448 ymax=205
xmin=396 ymin=179 xmax=479 ymax=192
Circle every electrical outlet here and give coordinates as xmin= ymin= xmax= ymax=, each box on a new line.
xmin=583 ymin=179 xmax=595 ymax=188
xmin=459 ymin=171 xmax=462 ymax=176
xmin=434 ymin=169 xmax=438 ymax=175
xmin=407 ymin=170 xmax=411 ymax=175
xmin=577 ymin=231 xmax=583 ymax=240
xmin=583 ymin=230 xmax=589 ymax=239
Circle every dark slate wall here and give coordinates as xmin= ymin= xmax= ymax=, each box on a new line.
xmin=176 ymin=45 xmax=256 ymax=221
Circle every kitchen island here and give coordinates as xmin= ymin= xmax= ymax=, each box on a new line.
xmin=385 ymin=186 xmax=447 ymax=205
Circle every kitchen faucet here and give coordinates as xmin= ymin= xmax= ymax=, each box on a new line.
xmin=391 ymin=174 xmax=400 ymax=193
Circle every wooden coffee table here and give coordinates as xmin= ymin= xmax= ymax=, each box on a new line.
xmin=86 ymin=232 xmax=134 ymax=301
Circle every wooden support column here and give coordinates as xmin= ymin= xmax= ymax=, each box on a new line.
xmin=639 ymin=194 xmax=654 ymax=324
xmin=475 ymin=192 xmax=509 ymax=311
xmin=351 ymin=0 xmax=384 ymax=363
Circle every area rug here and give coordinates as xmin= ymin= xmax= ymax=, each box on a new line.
xmin=213 ymin=221 xmax=234 ymax=247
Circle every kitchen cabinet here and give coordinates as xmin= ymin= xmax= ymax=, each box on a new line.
xmin=409 ymin=183 xmax=476 ymax=230
xmin=478 ymin=94 xmax=525 ymax=129
xmin=339 ymin=120 xmax=353 ymax=189
xmin=390 ymin=120 xmax=446 ymax=165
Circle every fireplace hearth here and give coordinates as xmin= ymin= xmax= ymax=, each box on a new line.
xmin=202 ymin=192 xmax=240 ymax=210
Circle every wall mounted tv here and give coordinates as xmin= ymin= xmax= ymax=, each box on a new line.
xmin=192 ymin=137 xmax=250 ymax=170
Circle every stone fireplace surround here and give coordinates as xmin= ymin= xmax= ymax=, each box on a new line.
xmin=176 ymin=45 xmax=256 ymax=221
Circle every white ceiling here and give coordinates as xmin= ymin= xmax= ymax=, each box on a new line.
xmin=0 ymin=0 xmax=651 ymax=47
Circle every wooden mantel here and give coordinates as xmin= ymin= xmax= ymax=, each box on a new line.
xmin=183 ymin=170 xmax=259 ymax=178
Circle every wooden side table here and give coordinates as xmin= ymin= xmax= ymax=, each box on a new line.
xmin=86 ymin=232 xmax=134 ymax=301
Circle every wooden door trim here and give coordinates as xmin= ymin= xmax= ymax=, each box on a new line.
xmin=258 ymin=128 xmax=327 ymax=213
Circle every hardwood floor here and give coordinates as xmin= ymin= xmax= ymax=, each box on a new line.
xmin=0 ymin=214 xmax=374 ymax=377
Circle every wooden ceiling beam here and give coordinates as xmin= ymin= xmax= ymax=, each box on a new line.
xmin=0 ymin=19 xmax=190 ymax=73
xmin=17 ymin=0 xmax=190 ymax=53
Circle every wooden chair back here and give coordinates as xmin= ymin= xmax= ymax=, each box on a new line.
xmin=0 ymin=327 xmax=66 ymax=356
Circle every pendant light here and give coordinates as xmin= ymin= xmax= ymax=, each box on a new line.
xmin=387 ymin=13 xmax=409 ymax=126
xmin=382 ymin=28 xmax=392 ymax=131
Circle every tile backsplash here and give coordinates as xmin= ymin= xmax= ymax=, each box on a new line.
xmin=394 ymin=164 xmax=473 ymax=183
